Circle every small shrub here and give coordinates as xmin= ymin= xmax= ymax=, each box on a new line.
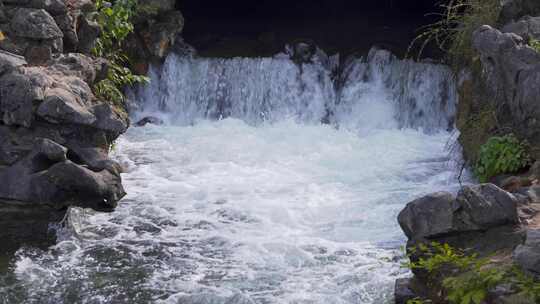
xmin=474 ymin=134 xmax=530 ymax=182
xmin=92 ymin=0 xmax=149 ymax=105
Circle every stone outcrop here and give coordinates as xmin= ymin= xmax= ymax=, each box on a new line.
xmin=0 ymin=0 xmax=130 ymax=254
xmin=457 ymin=24 xmax=540 ymax=161
xmin=0 ymin=52 xmax=127 ymax=253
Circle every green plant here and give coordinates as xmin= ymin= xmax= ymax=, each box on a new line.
xmin=443 ymin=268 xmax=505 ymax=304
xmin=529 ymin=39 xmax=540 ymax=53
xmin=474 ymin=134 xmax=530 ymax=182
xmin=405 ymin=243 xmax=540 ymax=304
xmin=407 ymin=298 xmax=430 ymax=304
xmin=92 ymin=0 xmax=149 ymax=105
xmin=408 ymin=0 xmax=501 ymax=69
xmin=512 ymin=267 xmax=540 ymax=302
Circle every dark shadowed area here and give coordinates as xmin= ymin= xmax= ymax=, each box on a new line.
xmin=178 ymin=0 xmax=443 ymax=58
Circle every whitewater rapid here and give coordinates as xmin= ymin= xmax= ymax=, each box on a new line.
xmin=1 ymin=48 xmax=467 ymax=304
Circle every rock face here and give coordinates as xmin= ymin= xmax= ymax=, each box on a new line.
xmin=0 ymin=0 xmax=129 ymax=254
xmin=0 ymin=53 xmax=128 ymax=253
xmin=458 ymin=25 xmax=540 ymax=161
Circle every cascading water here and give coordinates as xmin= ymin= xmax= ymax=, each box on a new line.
xmin=1 ymin=48 xmax=466 ymax=304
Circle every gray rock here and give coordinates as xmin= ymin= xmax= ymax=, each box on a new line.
xmin=0 ymin=138 xmax=125 ymax=212
xmin=77 ymin=17 xmax=100 ymax=54
xmin=513 ymin=229 xmax=540 ymax=277
xmin=36 ymin=87 xmax=97 ymax=126
xmin=398 ymin=192 xmax=457 ymax=240
xmin=0 ymin=49 xmax=26 ymax=75
xmin=472 ymin=25 xmax=540 ymax=159
xmin=398 ymin=184 xmax=519 ymax=241
xmin=456 ymin=184 xmax=519 ymax=229
xmin=502 ymin=16 xmax=540 ymax=41
xmin=398 ymin=184 xmax=520 ymax=251
xmin=0 ymin=70 xmax=42 ymax=127
xmin=10 ymin=8 xmax=63 ymax=40
xmin=91 ymin=103 xmax=129 ymax=136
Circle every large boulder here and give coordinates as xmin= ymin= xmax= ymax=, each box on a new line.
xmin=398 ymin=184 xmax=519 ymax=241
xmin=399 ymin=184 xmax=523 ymax=257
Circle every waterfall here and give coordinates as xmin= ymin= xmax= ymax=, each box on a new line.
xmin=5 ymin=47 xmax=465 ymax=304
xmin=130 ymin=47 xmax=457 ymax=133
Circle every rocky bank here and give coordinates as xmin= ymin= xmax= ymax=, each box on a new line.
xmin=0 ymin=0 xmax=183 ymax=254
xmin=396 ymin=0 xmax=540 ymax=302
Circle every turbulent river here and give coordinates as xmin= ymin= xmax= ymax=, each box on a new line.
xmin=1 ymin=48 xmax=467 ymax=303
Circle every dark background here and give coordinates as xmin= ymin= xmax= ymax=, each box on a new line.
xmin=177 ymin=0 xmax=444 ymax=58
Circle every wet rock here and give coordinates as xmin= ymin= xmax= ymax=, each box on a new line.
xmin=0 ymin=200 xmax=65 ymax=255
xmin=513 ymin=229 xmax=540 ymax=277
xmin=135 ymin=116 xmax=164 ymax=127
xmin=0 ymin=138 xmax=125 ymax=212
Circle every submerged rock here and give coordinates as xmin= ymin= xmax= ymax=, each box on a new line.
xmin=135 ymin=116 xmax=164 ymax=127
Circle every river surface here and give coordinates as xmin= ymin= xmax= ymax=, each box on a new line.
xmin=0 ymin=48 xmax=466 ymax=303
